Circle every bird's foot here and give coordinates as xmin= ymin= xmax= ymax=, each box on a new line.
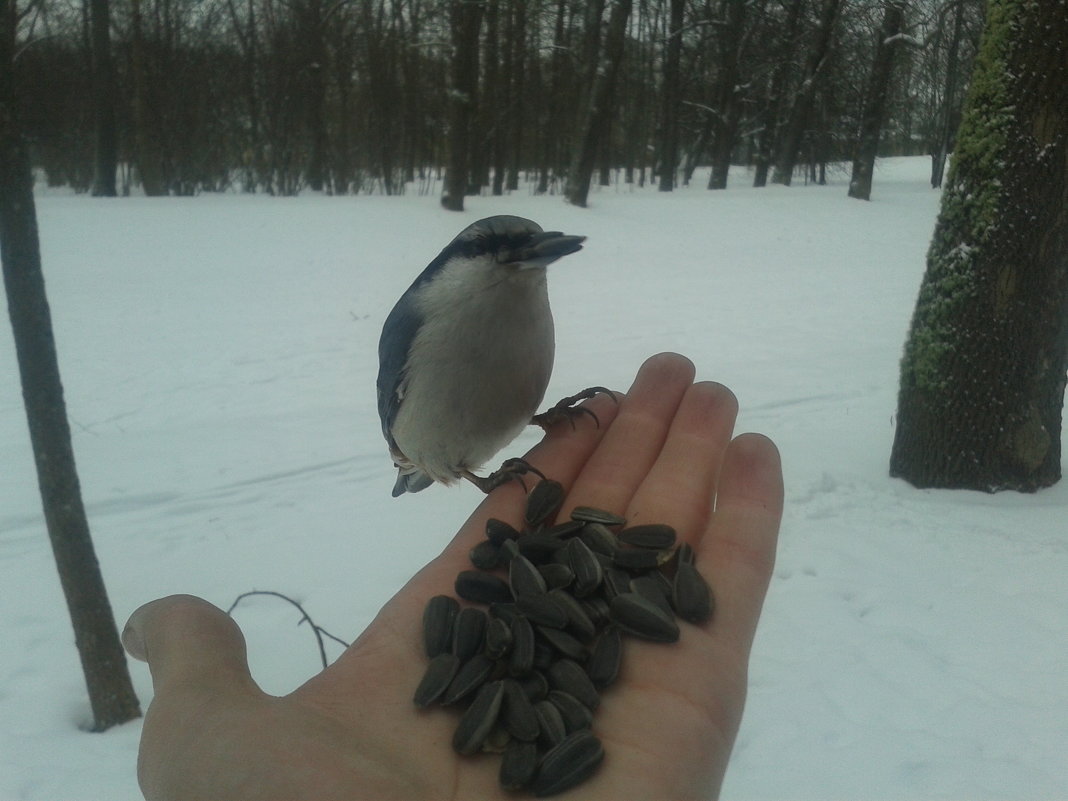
xmin=463 ymin=458 xmax=546 ymax=494
xmin=531 ymin=386 xmax=618 ymax=431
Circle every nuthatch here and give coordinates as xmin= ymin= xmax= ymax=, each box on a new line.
xmin=377 ymin=215 xmax=605 ymax=497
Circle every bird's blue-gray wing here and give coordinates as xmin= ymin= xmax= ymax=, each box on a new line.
xmin=376 ymin=291 xmax=423 ymax=448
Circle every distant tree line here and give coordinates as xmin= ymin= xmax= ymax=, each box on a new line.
xmin=14 ymin=0 xmax=983 ymax=199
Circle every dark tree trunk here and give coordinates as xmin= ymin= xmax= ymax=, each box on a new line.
xmin=504 ymin=0 xmax=527 ymax=192
xmin=657 ymin=0 xmax=684 ymax=192
xmin=847 ymin=1 xmax=906 ymax=201
xmin=565 ymin=0 xmax=631 ymax=208
xmin=88 ymin=0 xmax=117 ymax=196
xmin=931 ymin=0 xmax=965 ymax=189
xmin=708 ymin=0 xmax=746 ymax=190
xmin=1 ymin=1 xmax=140 ymax=729
xmin=890 ymin=0 xmax=1068 ymax=492
xmin=130 ymin=0 xmax=164 ymax=195
xmin=753 ymin=0 xmax=805 ymax=188
xmin=442 ymin=0 xmax=483 ymax=211
xmin=771 ymin=0 xmax=840 ymax=186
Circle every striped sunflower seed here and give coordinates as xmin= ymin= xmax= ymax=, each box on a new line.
xmin=502 ymin=678 xmax=541 ymax=742
xmin=508 ymin=614 xmax=535 ymax=677
xmin=547 ymin=658 xmax=600 ymax=711
xmin=452 ymin=607 xmax=487 ymax=662
xmin=413 ymin=652 xmax=460 ymax=707
xmin=672 ymin=559 xmax=714 ymax=624
xmin=422 ymin=595 xmax=459 ymax=659
xmin=566 ymin=537 xmax=603 ymax=598
xmin=618 ymin=523 xmax=677 ymax=550
xmin=536 ymin=625 xmax=588 ymax=662
xmin=455 ymin=570 xmax=513 ymax=604
xmin=530 ymin=730 xmax=605 ymax=797
xmin=469 ymin=539 xmax=501 ymax=570
xmin=578 ymin=522 xmax=618 ymax=556
xmin=538 ymin=562 xmax=575 ymax=590
xmin=516 ymin=593 xmax=569 ymax=629
xmin=510 ymin=554 xmax=548 ymax=598
xmin=452 ymin=680 xmax=505 ymax=756
xmin=570 ymin=506 xmax=627 ymax=527
xmin=548 ymin=588 xmax=596 ymax=641
xmin=485 ymin=517 xmax=521 ymax=545
xmin=534 ymin=699 xmax=567 ymax=747
xmin=525 ymin=479 xmax=565 ymax=528
xmin=630 ymin=574 xmax=673 ymax=616
xmin=548 ymin=689 xmax=594 ymax=733
xmin=499 ymin=739 xmax=539 ymax=791
xmin=484 ymin=616 xmax=513 ymax=660
xmin=609 ymin=592 xmax=680 ymax=643
xmin=443 ymin=653 xmax=495 ymax=705
xmin=586 ymin=626 xmax=622 ymax=689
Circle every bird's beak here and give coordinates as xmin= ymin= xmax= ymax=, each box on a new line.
xmin=502 ymin=232 xmax=586 ymax=270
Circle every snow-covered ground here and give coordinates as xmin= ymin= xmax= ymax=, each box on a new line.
xmin=1 ymin=158 xmax=1065 ymax=799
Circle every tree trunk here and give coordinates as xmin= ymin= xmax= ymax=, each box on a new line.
xmin=890 ymin=0 xmax=1068 ymax=492
xmin=931 ymin=0 xmax=965 ymax=189
xmin=847 ymin=1 xmax=906 ymax=201
xmin=565 ymin=0 xmax=631 ymax=207
xmin=1 ymin=1 xmax=141 ymax=729
xmin=88 ymin=0 xmax=117 ymax=196
xmin=708 ymin=0 xmax=746 ymax=190
xmin=771 ymin=0 xmax=840 ymax=186
xmin=130 ymin=0 xmax=165 ymax=195
xmin=753 ymin=0 xmax=805 ymax=188
xmin=442 ymin=0 xmax=483 ymax=211
xmin=657 ymin=0 xmax=684 ymax=192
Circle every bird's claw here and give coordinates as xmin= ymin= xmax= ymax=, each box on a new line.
xmin=464 ymin=458 xmax=547 ymax=494
xmin=532 ymin=386 xmax=618 ymax=431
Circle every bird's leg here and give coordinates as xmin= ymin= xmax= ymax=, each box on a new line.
xmin=462 ymin=458 xmax=547 ymax=494
xmin=531 ymin=386 xmax=618 ymax=431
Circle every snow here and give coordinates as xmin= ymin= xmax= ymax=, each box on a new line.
xmin=2 ymin=157 xmax=1066 ymax=799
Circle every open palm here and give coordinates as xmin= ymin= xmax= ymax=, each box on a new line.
xmin=126 ymin=352 xmax=783 ymax=801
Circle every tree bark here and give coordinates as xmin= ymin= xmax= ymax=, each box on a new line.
xmin=657 ymin=0 xmax=684 ymax=192
xmin=88 ymin=0 xmax=117 ymax=196
xmin=753 ymin=0 xmax=805 ymax=187
xmin=771 ymin=0 xmax=840 ymax=186
xmin=708 ymin=0 xmax=746 ymax=190
xmin=442 ymin=0 xmax=483 ymax=211
xmin=565 ymin=0 xmax=631 ymax=208
xmin=931 ymin=0 xmax=965 ymax=189
xmin=847 ymin=0 xmax=906 ymax=201
xmin=1 ymin=0 xmax=141 ymax=729
xmin=890 ymin=0 xmax=1068 ymax=492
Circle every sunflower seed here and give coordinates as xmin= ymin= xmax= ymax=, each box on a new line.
xmin=676 ymin=542 xmax=695 ymax=566
xmin=630 ymin=574 xmax=673 ymax=616
xmin=548 ymin=690 xmax=594 ymax=733
xmin=499 ymin=739 xmax=539 ymax=791
xmin=452 ymin=680 xmax=505 ymax=756
xmin=672 ymin=560 xmax=714 ymax=624
xmin=502 ymin=679 xmax=541 ymax=742
xmin=534 ymin=699 xmax=567 ymax=747
xmin=486 ymin=517 xmax=521 ymax=545
xmin=518 ymin=532 xmax=567 ymax=562
xmin=548 ymin=588 xmax=596 ymax=641
xmin=538 ymin=562 xmax=575 ymax=591
xmin=484 ymin=616 xmax=513 ymax=660
xmin=578 ymin=522 xmax=618 ymax=556
xmin=609 ymin=592 xmax=680 ymax=643
xmin=612 ymin=547 xmax=666 ymax=571
xmin=618 ymin=523 xmax=677 ymax=550
xmin=422 ymin=595 xmax=459 ymax=658
xmin=498 ymin=538 xmax=520 ymax=562
xmin=600 ymin=567 xmax=632 ymax=600
xmin=413 ymin=652 xmax=460 ymax=707
xmin=452 ymin=607 xmax=487 ymax=662
xmin=455 ymin=570 xmax=513 ymax=604
xmin=525 ymin=479 xmax=565 ymax=528
xmin=530 ymin=730 xmax=605 ymax=797
xmin=443 ymin=654 xmax=495 ymax=705
xmin=543 ymin=519 xmax=584 ymax=539
xmin=482 ymin=725 xmax=512 ymax=753
xmin=547 ymin=658 xmax=600 ymax=710
xmin=519 ymin=671 xmax=549 ymax=701
xmin=508 ymin=614 xmax=535 ymax=676
xmin=586 ymin=626 xmax=622 ymax=689
xmin=469 ymin=539 xmax=501 ymax=570
xmin=581 ymin=596 xmax=610 ymax=626
xmin=516 ymin=593 xmax=569 ymax=629
xmin=536 ymin=625 xmax=588 ymax=661
xmin=510 ymin=554 xmax=548 ymax=598
xmin=570 ymin=506 xmax=627 ymax=527
xmin=566 ymin=537 xmax=603 ymax=598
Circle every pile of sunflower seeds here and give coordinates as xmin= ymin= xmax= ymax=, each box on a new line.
xmin=414 ymin=479 xmax=713 ymax=797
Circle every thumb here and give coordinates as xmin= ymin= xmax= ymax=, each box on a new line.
xmin=123 ymin=594 xmax=257 ymax=694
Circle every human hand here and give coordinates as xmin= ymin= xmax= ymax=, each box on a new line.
xmin=123 ymin=352 xmax=784 ymax=800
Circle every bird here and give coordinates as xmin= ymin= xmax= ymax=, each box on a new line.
xmin=377 ymin=214 xmax=605 ymax=497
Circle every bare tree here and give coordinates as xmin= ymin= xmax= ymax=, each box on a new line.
xmin=657 ymin=0 xmax=684 ymax=191
xmin=88 ymin=0 xmax=117 ymax=196
xmin=890 ymin=0 xmax=1068 ymax=491
xmin=1 ymin=0 xmax=140 ymax=730
xmin=847 ymin=0 xmax=907 ymax=201
xmin=442 ymin=0 xmax=483 ymax=211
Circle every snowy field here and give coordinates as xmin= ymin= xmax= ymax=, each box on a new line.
xmin=1 ymin=157 xmax=1066 ymax=799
